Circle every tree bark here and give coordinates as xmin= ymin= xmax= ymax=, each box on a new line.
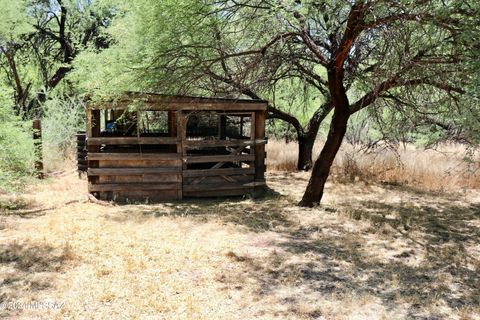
xmin=3 ymin=48 xmax=29 ymax=115
xmin=297 ymin=102 xmax=333 ymax=171
xmin=299 ymin=67 xmax=349 ymax=207
xmin=297 ymin=133 xmax=315 ymax=170
xmin=298 ymin=108 xmax=349 ymax=207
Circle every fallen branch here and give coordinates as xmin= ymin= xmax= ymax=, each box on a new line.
xmin=88 ymin=194 xmax=115 ymax=207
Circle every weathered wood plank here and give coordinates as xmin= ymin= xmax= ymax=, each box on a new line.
xmin=93 ymin=100 xmax=267 ymax=112
xmin=254 ymin=110 xmax=266 ymax=180
xmin=184 ymin=174 xmax=253 ymax=186
xmin=183 ymin=167 xmax=255 ymax=177
xmin=177 ymin=111 xmax=185 ymax=199
xmin=87 ymin=108 xmax=101 ymax=186
xmin=89 ymin=182 xmax=181 ymax=192
xmin=98 ymin=173 xmax=181 ymax=184
xmin=183 ymin=188 xmax=252 ymax=197
xmin=88 ymin=137 xmax=179 ymax=145
xmin=88 ymin=153 xmax=181 ymax=160
xmin=88 ymin=167 xmax=181 ymax=175
xmin=97 ymin=190 xmax=180 ymax=202
xmin=185 ymin=154 xmax=254 ymax=164
xmin=184 ymin=139 xmax=267 ymax=148
xmin=183 ymin=182 xmax=255 ymax=192
xmin=98 ymin=159 xmax=182 ymax=168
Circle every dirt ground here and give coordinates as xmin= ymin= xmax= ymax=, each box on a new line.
xmin=0 ymin=171 xmax=479 ymax=319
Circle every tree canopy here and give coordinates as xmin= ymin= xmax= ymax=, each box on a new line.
xmin=0 ymin=0 xmax=113 ymax=117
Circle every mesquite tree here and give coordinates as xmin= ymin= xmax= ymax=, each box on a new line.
xmin=0 ymin=0 xmax=113 ymax=117
xmin=195 ymin=0 xmax=478 ymax=206
xmin=75 ymin=0 xmax=479 ymax=206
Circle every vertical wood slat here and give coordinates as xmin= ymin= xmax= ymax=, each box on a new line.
xmin=33 ymin=117 xmax=44 ymax=179
xmin=76 ymin=131 xmax=87 ymax=173
xmin=254 ymin=110 xmax=266 ymax=181
xmin=250 ymin=111 xmax=256 ymax=155
xmin=87 ymin=108 xmax=101 ymax=188
xmin=177 ymin=110 xmax=186 ymax=199
xmin=168 ymin=111 xmax=177 ymax=137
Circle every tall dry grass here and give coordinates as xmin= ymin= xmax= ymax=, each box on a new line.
xmin=266 ymin=140 xmax=480 ymax=191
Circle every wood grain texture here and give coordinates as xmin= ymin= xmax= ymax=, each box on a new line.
xmin=88 ymin=167 xmax=181 ymax=175
xmin=89 ymin=153 xmax=181 ymax=160
xmin=89 ymin=182 xmax=181 ymax=192
xmin=185 ymin=154 xmax=254 ymax=164
xmin=182 ymin=167 xmax=254 ymax=177
xmin=184 ymin=139 xmax=266 ymax=148
xmin=88 ymin=137 xmax=179 ymax=145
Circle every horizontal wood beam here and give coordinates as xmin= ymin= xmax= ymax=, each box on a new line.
xmin=89 ymin=93 xmax=267 ymax=111
xmin=88 ymin=167 xmax=181 ymax=176
xmin=185 ymin=154 xmax=254 ymax=164
xmin=89 ymin=182 xmax=181 ymax=192
xmin=184 ymin=139 xmax=267 ymax=148
xmin=88 ymin=153 xmax=181 ymax=160
xmin=92 ymin=101 xmax=267 ymax=112
xmin=88 ymin=137 xmax=179 ymax=145
xmin=182 ymin=167 xmax=255 ymax=177
xmin=183 ymin=183 xmax=254 ymax=192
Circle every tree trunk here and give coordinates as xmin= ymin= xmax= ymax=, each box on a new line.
xmin=297 ymin=133 xmax=315 ymax=171
xmin=298 ymin=109 xmax=349 ymax=207
xmin=299 ymin=64 xmax=349 ymax=207
xmin=3 ymin=48 xmax=28 ymax=116
xmin=297 ymin=102 xmax=333 ymax=171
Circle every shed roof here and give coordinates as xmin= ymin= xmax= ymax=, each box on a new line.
xmin=88 ymin=92 xmax=268 ymax=111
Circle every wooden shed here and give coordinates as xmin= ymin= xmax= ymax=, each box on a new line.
xmin=85 ymin=92 xmax=267 ymax=202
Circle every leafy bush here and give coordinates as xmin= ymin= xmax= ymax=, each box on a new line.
xmin=0 ymin=94 xmax=35 ymax=192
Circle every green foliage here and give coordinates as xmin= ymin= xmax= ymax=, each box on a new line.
xmin=0 ymin=0 xmax=32 ymax=42
xmin=72 ymin=0 xmax=212 ymax=97
xmin=74 ymin=0 xmax=480 ymax=146
xmin=0 ymin=0 xmax=114 ymax=117
xmin=0 ymin=0 xmax=116 ymax=178
xmin=0 ymin=91 xmax=35 ymax=192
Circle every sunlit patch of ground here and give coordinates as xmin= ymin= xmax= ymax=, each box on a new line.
xmin=0 ymin=171 xmax=479 ymax=319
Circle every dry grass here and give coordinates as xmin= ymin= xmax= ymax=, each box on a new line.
xmin=266 ymin=140 xmax=480 ymax=191
xmin=0 ymin=166 xmax=479 ymax=319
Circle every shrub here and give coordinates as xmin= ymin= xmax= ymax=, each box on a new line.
xmin=0 ymin=94 xmax=35 ymax=192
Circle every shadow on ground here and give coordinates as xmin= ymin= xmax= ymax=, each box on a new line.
xmin=0 ymin=196 xmax=47 ymax=219
xmin=107 ymin=188 xmax=293 ymax=231
xmin=221 ymin=197 xmax=480 ymax=318
xmin=101 ymin=180 xmax=479 ymax=318
xmin=0 ymin=242 xmax=68 ymax=318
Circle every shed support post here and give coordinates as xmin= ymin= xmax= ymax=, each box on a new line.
xmin=33 ymin=117 xmax=44 ymax=179
xmin=87 ymin=108 xmax=101 ymax=194
xmin=253 ymin=109 xmax=266 ymax=196
xmin=177 ymin=111 xmax=186 ymax=200
xmin=168 ymin=111 xmax=177 ymax=137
